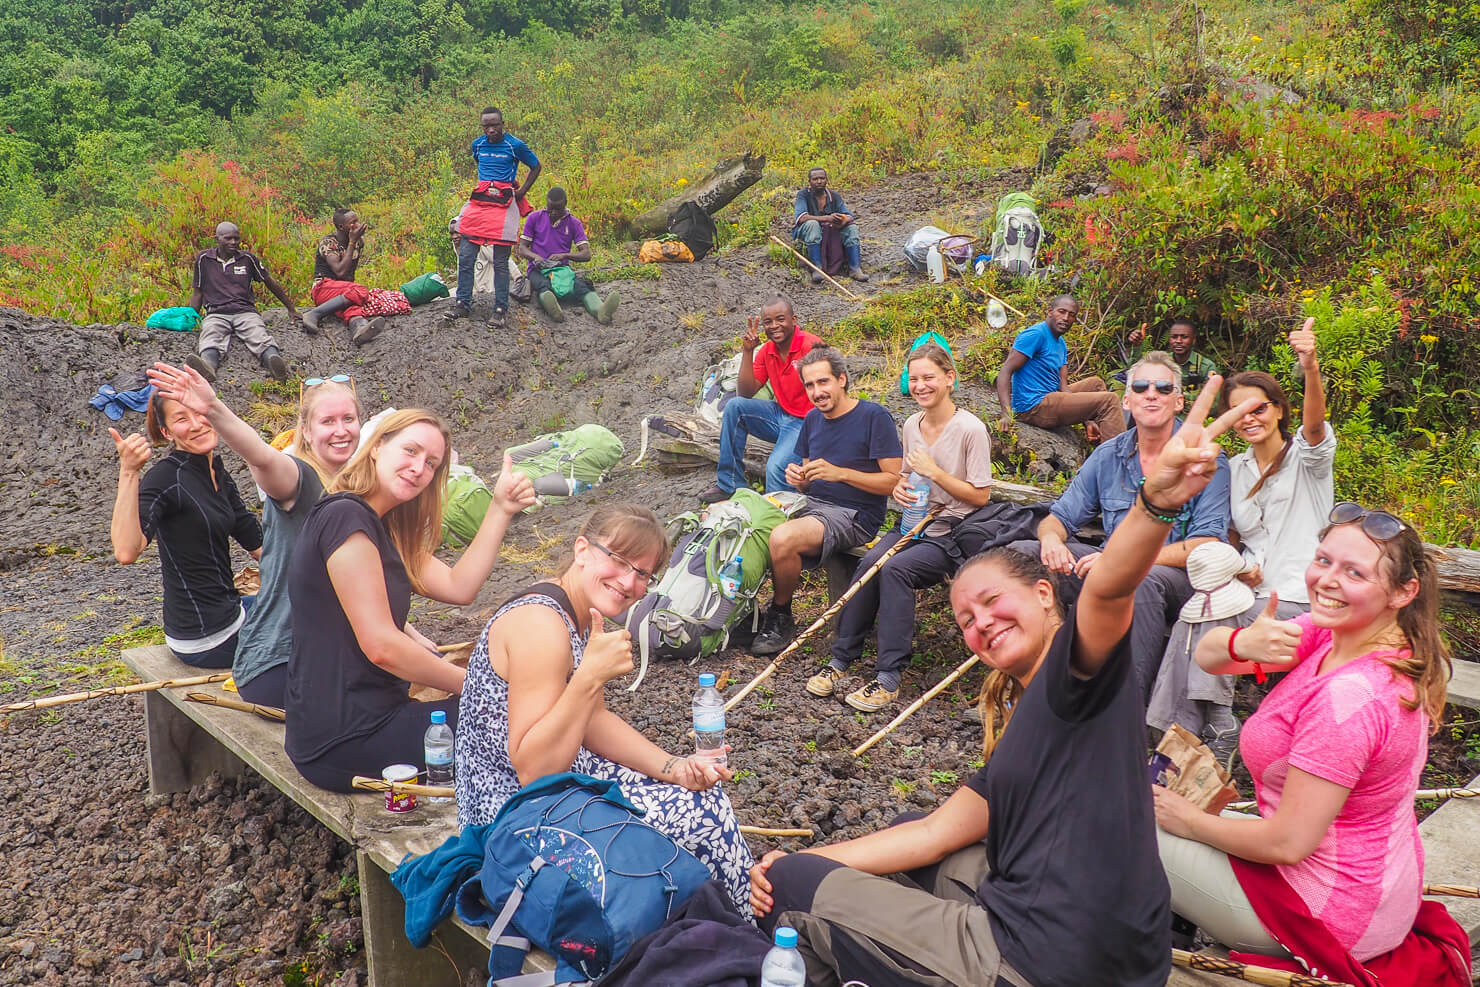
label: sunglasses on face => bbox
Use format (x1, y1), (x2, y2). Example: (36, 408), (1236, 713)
(1129, 379), (1177, 395)
(591, 541), (657, 584)
(1329, 501), (1407, 541)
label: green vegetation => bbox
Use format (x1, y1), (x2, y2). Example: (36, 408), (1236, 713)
(2, 0), (1479, 538)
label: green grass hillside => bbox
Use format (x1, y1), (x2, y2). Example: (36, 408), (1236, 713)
(2, 0), (1478, 542)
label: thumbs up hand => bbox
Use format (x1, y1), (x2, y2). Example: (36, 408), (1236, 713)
(580, 608), (635, 685)
(109, 427), (152, 474)
(1232, 592), (1304, 669)
(492, 452), (537, 516)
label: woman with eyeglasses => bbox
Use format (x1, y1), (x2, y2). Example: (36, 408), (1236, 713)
(1152, 505), (1463, 980)
(147, 364), (386, 706)
(109, 389), (262, 669)
(454, 503), (756, 916)
(1148, 320), (1334, 756)
(282, 409), (536, 791)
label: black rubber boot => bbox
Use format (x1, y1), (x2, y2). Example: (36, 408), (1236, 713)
(301, 294), (350, 334)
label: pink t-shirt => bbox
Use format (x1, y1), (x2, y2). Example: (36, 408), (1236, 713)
(1239, 614), (1427, 961)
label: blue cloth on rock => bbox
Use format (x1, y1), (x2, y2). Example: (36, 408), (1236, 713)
(89, 383), (155, 421)
(388, 823), (493, 948)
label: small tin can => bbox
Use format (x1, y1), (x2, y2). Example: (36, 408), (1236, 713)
(383, 764), (419, 813)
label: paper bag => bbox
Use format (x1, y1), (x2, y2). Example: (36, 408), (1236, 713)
(1150, 723), (1239, 813)
(408, 643), (474, 702)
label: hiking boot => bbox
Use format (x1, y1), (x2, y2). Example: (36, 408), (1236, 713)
(846, 680), (899, 713)
(698, 484), (730, 505)
(538, 290), (566, 322)
(751, 607), (795, 656)
(489, 307), (508, 329)
(848, 266), (870, 282)
(805, 666), (847, 697)
(186, 351), (218, 383)
(263, 350), (289, 382)
(350, 316), (386, 346)
(810, 269), (824, 285)
(444, 302), (471, 322)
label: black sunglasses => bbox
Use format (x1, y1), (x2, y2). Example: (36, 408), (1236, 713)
(1329, 502), (1406, 541)
(1130, 378), (1177, 395)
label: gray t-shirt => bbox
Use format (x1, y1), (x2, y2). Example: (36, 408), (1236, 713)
(233, 457), (325, 687)
(902, 407), (992, 537)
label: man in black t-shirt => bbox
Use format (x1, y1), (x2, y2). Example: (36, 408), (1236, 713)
(185, 221), (299, 382)
(751, 347), (902, 655)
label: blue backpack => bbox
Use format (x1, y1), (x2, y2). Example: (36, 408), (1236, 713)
(455, 773), (710, 985)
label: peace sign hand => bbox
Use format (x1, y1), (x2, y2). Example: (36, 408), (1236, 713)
(1142, 374), (1260, 511)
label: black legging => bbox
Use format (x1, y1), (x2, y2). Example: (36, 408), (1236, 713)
(292, 697), (460, 792)
(236, 663), (288, 709)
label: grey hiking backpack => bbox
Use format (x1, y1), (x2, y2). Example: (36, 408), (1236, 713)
(989, 192), (1044, 277)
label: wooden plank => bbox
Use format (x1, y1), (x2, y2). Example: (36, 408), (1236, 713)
(1447, 659), (1480, 712)
(1420, 773), (1480, 947)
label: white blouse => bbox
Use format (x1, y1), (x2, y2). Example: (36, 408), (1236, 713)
(1228, 422), (1336, 604)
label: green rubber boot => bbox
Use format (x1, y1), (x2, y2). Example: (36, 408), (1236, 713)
(538, 290), (566, 322)
(583, 291), (620, 325)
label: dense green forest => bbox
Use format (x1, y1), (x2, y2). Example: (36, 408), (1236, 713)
(3, 0), (1478, 543)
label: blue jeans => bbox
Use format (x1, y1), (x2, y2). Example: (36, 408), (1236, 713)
(717, 397), (804, 494)
(794, 219), (860, 249)
(457, 239), (510, 310)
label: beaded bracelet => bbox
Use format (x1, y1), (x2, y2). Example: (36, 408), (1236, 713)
(1136, 478), (1180, 524)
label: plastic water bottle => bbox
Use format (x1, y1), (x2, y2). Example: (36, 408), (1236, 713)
(760, 926), (806, 987)
(424, 710), (455, 800)
(564, 477), (592, 496)
(718, 554), (744, 599)
(986, 296), (1008, 328)
(900, 471), (932, 538)
(692, 673), (728, 768)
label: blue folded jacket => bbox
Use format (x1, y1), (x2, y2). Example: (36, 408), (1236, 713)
(388, 823), (492, 948)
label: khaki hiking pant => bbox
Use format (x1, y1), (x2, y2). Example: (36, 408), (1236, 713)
(765, 833), (1031, 987)
(199, 311), (275, 360)
(1157, 819), (1290, 958)
(1017, 376), (1126, 439)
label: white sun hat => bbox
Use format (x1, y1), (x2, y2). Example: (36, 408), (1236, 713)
(1179, 541), (1256, 624)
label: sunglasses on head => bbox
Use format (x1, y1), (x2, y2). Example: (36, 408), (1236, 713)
(1129, 379), (1177, 395)
(1329, 501), (1407, 541)
(298, 373), (355, 402)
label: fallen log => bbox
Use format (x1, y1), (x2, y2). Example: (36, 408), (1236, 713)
(631, 152), (766, 237)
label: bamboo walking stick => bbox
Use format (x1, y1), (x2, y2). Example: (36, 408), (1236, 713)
(436, 641), (474, 654)
(720, 509), (944, 721)
(350, 776), (814, 838)
(0, 673), (230, 714)
(768, 235), (863, 301)
(853, 654), (981, 757)
(1227, 787), (1480, 813)
(1172, 949), (1351, 987)
(1425, 884), (1480, 898)
(185, 692), (285, 721)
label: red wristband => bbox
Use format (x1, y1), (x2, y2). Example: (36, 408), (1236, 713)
(1229, 628), (1267, 683)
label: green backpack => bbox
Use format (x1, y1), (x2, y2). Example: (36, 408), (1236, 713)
(898, 331), (958, 395)
(441, 463), (493, 547)
(507, 424), (625, 512)
(400, 272), (450, 306)
(621, 488), (805, 690)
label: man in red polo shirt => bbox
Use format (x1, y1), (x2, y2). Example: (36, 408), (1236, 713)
(700, 293), (821, 503)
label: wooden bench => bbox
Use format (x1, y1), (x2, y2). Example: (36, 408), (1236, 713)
(119, 644), (554, 986)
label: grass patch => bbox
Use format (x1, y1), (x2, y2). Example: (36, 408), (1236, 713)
(498, 524), (566, 570)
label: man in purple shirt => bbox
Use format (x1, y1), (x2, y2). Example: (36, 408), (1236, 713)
(515, 187), (620, 324)
(185, 221), (298, 382)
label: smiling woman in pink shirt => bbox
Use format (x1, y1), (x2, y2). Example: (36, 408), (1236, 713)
(1152, 504), (1452, 964)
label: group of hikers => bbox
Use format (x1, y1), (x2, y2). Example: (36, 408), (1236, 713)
(111, 108), (1469, 984)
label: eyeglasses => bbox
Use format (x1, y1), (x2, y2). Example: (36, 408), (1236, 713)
(591, 542), (657, 584)
(1329, 501), (1407, 541)
(298, 374), (355, 403)
(1130, 379), (1177, 395)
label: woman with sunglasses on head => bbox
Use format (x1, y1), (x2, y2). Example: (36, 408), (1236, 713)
(455, 504), (756, 916)
(1153, 506), (1466, 983)
(1148, 319), (1333, 755)
(748, 382), (1259, 987)
(147, 364), (392, 707)
(109, 390), (263, 669)
(283, 409), (536, 792)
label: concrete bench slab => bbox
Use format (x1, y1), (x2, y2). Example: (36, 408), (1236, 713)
(120, 644), (553, 986)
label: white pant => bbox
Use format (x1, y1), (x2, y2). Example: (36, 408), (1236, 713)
(1158, 816), (1292, 957)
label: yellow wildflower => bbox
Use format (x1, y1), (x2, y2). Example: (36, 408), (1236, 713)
(1251, 34), (1263, 41)
(1420, 334), (1439, 345)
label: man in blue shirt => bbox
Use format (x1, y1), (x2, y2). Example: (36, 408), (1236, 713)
(447, 106), (542, 329)
(792, 168), (868, 284)
(995, 294), (1123, 441)
(752, 347), (902, 655)
(1008, 351), (1231, 700)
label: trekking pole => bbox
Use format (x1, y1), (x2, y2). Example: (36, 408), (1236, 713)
(184, 692), (285, 722)
(738, 826), (814, 839)
(353, 776), (455, 799)
(1171, 949), (1351, 987)
(768, 235), (863, 301)
(0, 673), (230, 714)
(853, 654), (981, 757)
(718, 509), (944, 722)
(436, 641), (474, 654)
(1226, 787), (1480, 813)
(1425, 884), (1480, 898)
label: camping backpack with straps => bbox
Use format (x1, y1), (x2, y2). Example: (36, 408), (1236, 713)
(442, 462), (493, 547)
(508, 425), (625, 512)
(989, 191), (1044, 277)
(622, 488), (803, 689)
(695, 353), (774, 428)
(668, 201), (717, 261)
(455, 772), (710, 986)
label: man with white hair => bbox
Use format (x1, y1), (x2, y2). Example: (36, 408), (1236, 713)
(185, 221), (299, 382)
